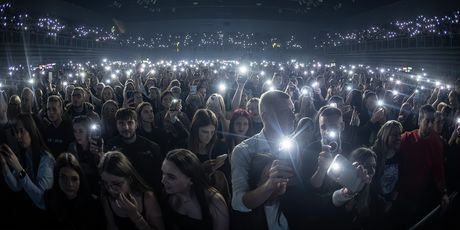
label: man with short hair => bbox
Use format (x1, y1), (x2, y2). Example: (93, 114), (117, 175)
(106, 108), (163, 195)
(63, 87), (99, 121)
(43, 95), (74, 157)
(394, 104), (449, 228)
(231, 90), (296, 230)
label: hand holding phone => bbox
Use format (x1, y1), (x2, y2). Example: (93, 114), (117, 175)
(327, 154), (366, 193)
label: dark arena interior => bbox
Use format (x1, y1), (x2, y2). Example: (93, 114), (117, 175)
(1, 0), (460, 229)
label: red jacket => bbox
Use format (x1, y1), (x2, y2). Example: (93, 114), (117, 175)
(398, 129), (445, 201)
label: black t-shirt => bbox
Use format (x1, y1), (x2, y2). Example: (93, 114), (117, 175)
(44, 120), (74, 157)
(106, 135), (163, 195)
(44, 190), (105, 230)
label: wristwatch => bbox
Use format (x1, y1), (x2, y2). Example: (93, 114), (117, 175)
(17, 170), (26, 179)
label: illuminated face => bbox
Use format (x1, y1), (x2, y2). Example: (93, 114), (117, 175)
(46, 101), (62, 123)
(102, 88), (114, 101)
(161, 160), (192, 195)
(71, 89), (85, 108)
(15, 121), (31, 149)
(59, 167), (80, 200)
(419, 112), (435, 138)
(386, 127), (401, 151)
(101, 172), (130, 198)
(116, 119), (137, 140)
(233, 117), (249, 136)
(140, 105), (154, 123)
(162, 94), (173, 109)
(198, 125), (215, 145)
(73, 123), (89, 146)
(247, 101), (260, 122)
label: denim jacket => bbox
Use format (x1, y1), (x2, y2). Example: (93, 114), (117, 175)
(3, 151), (55, 210)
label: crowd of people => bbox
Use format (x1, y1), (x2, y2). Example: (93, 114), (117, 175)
(0, 3), (303, 51)
(314, 10), (460, 48)
(0, 56), (459, 229)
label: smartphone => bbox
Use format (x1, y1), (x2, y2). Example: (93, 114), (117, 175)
(216, 154), (228, 162)
(169, 99), (181, 112)
(327, 154), (363, 193)
(90, 124), (103, 146)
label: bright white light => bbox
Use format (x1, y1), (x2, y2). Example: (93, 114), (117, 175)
(62, 81), (68, 86)
(218, 83), (226, 92)
(346, 86), (352, 91)
(331, 162), (341, 172)
(389, 77), (394, 81)
(0, 83), (3, 87)
(310, 70), (315, 75)
(105, 79), (111, 84)
(396, 80), (401, 85)
(116, 69), (120, 74)
(102, 58), (107, 63)
(393, 90), (399, 96)
(80, 72), (86, 77)
(301, 87), (310, 95)
(380, 69), (385, 73)
(303, 71), (308, 75)
(421, 86), (425, 90)
(447, 85), (451, 89)
(329, 103), (337, 108)
(91, 124), (97, 130)
(266, 80), (273, 85)
(41, 71), (45, 75)
(279, 137), (293, 152)
(415, 89), (419, 93)
(104, 66), (111, 71)
(435, 81), (440, 86)
(377, 100), (384, 106)
(150, 69), (155, 74)
(213, 70), (218, 74)
(260, 71), (265, 76)
(239, 65), (248, 75)
(311, 81), (319, 88)
(68, 73), (73, 77)
(269, 86), (275, 91)
(28, 78), (34, 84)
(348, 70), (354, 75)
(457, 118), (460, 124)
(140, 68), (145, 73)
(111, 74), (116, 79)
(328, 131), (337, 139)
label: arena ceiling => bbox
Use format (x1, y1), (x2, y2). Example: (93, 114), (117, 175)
(60, 0), (404, 21)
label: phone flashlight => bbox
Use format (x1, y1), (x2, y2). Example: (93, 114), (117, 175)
(311, 81), (319, 88)
(28, 78), (34, 84)
(62, 81), (68, 86)
(238, 65), (248, 75)
(218, 83), (226, 92)
(346, 86), (352, 91)
(322, 130), (339, 154)
(260, 71), (265, 76)
(266, 80), (273, 85)
(392, 90), (398, 96)
(396, 80), (401, 85)
(329, 103), (337, 108)
(377, 100), (384, 106)
(457, 118), (460, 124)
(301, 88), (309, 95)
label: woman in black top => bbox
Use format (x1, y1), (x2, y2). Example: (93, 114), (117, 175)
(44, 152), (105, 230)
(136, 102), (162, 144)
(100, 151), (165, 230)
(161, 149), (229, 230)
(68, 115), (103, 195)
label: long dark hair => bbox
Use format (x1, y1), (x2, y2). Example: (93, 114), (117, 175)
(226, 109), (252, 151)
(46, 153), (91, 221)
(16, 113), (50, 180)
(165, 149), (215, 228)
(135, 102), (154, 130)
(98, 151), (151, 195)
(189, 109), (217, 157)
